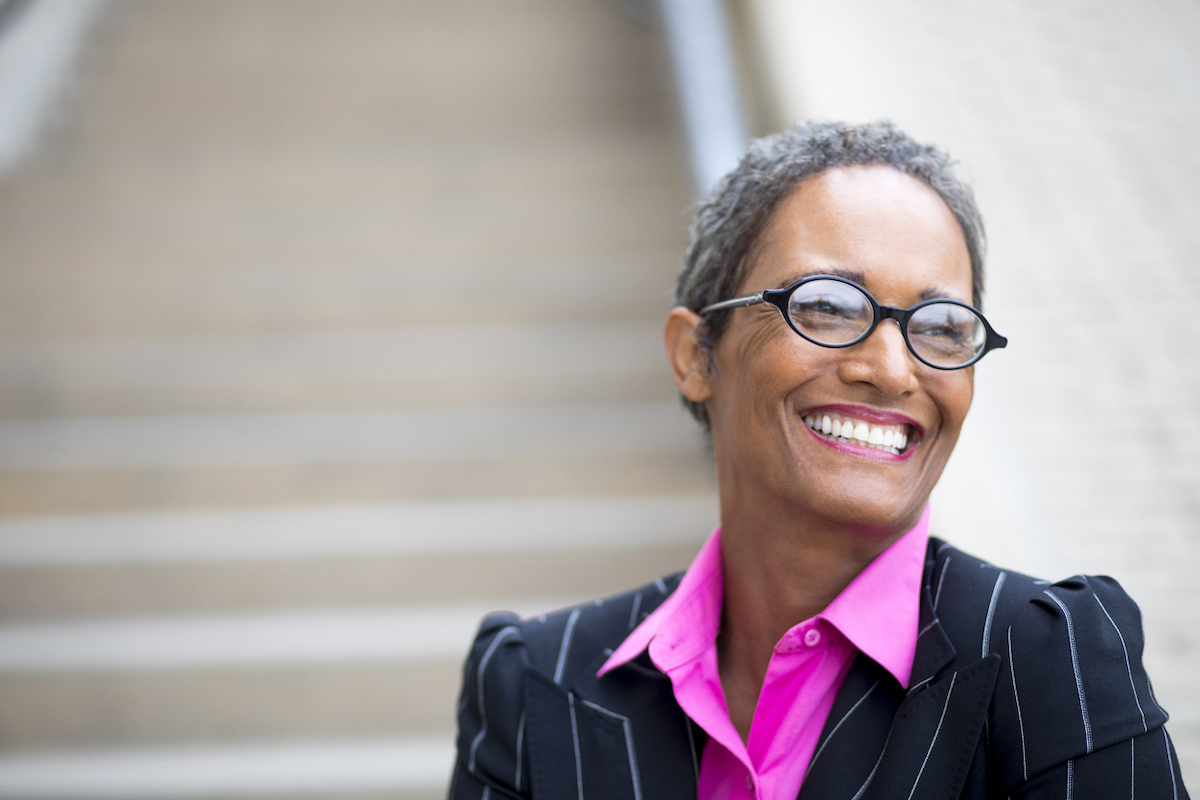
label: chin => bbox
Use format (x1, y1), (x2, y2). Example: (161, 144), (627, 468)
(799, 485), (929, 538)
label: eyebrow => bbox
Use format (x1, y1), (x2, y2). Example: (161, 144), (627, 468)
(773, 270), (967, 304)
(774, 267), (864, 288)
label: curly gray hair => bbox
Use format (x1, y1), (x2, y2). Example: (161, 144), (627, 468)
(674, 120), (987, 431)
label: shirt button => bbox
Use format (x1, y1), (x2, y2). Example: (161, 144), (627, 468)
(745, 774), (754, 791)
(803, 628), (821, 647)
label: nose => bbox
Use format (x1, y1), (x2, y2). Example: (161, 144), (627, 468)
(836, 319), (918, 397)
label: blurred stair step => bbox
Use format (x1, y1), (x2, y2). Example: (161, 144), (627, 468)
(0, 544), (702, 621)
(0, 403), (702, 470)
(0, 601), (571, 672)
(0, 494), (716, 565)
(0, 736), (452, 799)
(0, 322), (673, 417)
(0, 259), (681, 341)
(0, 452), (713, 517)
(0, 663), (461, 749)
(0, 495), (713, 618)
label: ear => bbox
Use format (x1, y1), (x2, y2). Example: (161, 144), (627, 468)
(664, 307), (714, 404)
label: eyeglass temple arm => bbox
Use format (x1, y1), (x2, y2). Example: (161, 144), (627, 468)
(699, 292), (765, 315)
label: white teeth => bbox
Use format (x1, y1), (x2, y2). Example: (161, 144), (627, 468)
(805, 412), (912, 453)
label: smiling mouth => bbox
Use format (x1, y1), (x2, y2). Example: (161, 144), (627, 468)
(802, 412), (916, 456)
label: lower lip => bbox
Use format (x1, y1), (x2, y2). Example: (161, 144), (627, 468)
(804, 423), (916, 462)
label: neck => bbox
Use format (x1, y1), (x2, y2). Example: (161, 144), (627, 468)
(714, 484), (912, 741)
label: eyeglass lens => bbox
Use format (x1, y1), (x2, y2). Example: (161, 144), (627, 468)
(785, 278), (986, 368)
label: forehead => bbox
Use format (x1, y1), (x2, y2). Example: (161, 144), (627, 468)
(744, 166), (973, 303)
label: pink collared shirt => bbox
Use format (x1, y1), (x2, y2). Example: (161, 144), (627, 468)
(598, 506), (930, 800)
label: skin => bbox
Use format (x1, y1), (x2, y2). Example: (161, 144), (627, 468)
(664, 165), (976, 741)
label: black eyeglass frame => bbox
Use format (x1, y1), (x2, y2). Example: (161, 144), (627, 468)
(699, 274), (1008, 370)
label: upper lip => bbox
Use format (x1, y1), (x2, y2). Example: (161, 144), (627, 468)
(798, 403), (926, 438)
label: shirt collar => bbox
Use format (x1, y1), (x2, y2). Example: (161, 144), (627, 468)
(817, 505), (930, 687)
(598, 525), (723, 676)
(598, 505), (930, 687)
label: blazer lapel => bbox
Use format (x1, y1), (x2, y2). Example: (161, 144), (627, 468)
(798, 653), (905, 800)
(802, 549), (1000, 800)
(523, 648), (699, 800)
(908, 573), (956, 691)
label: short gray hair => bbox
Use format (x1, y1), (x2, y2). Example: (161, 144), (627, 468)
(674, 120), (987, 431)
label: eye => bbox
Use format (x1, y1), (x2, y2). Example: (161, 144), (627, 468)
(906, 302), (986, 367)
(786, 279), (874, 345)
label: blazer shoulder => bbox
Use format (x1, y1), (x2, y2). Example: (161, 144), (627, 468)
(931, 543), (1169, 790)
(452, 575), (683, 795)
(999, 572), (1167, 737)
(453, 611), (529, 796)
(999, 573), (1169, 789)
(514, 573), (683, 680)
(925, 539), (1048, 658)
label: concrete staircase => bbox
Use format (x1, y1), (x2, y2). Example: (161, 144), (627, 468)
(0, 1), (713, 796)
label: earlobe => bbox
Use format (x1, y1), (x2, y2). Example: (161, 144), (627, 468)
(664, 307), (714, 403)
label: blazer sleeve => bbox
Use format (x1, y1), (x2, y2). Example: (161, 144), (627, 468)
(991, 574), (1190, 798)
(450, 612), (532, 800)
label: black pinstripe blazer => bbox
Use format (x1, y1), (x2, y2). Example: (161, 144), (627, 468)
(450, 539), (1189, 799)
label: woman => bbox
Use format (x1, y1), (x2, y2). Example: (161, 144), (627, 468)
(448, 122), (1188, 799)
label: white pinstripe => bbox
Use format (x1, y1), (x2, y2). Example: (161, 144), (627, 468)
(1136, 604), (1166, 716)
(934, 556), (952, 610)
(906, 674), (934, 698)
(907, 673), (957, 800)
(582, 700), (644, 800)
(468, 626), (520, 774)
(982, 572), (1006, 657)
(850, 722), (896, 800)
(1043, 590), (1093, 753)
(567, 693), (584, 800)
(654, 577), (667, 594)
(457, 656), (474, 715)
(805, 680), (881, 780)
(1164, 727), (1179, 800)
(628, 593), (643, 630)
(1067, 759), (1074, 800)
(555, 608), (582, 685)
(685, 718), (699, 784)
(481, 786), (491, 800)
(1130, 737), (1136, 800)
(1094, 593), (1148, 732)
(514, 712), (526, 792)
(1007, 626), (1028, 781)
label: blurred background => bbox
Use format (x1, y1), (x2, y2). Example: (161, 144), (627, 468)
(0, 0), (1195, 796)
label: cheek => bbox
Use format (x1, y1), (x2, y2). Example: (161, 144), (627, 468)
(715, 322), (798, 393)
(933, 372), (974, 432)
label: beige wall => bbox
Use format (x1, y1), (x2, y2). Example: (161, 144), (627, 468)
(741, 0), (1200, 782)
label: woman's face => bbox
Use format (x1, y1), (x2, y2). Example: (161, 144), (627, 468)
(700, 165), (975, 535)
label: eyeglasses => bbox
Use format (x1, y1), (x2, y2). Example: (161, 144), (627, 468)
(699, 275), (1008, 369)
